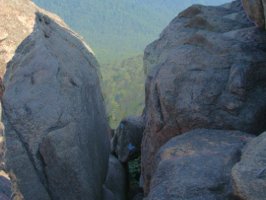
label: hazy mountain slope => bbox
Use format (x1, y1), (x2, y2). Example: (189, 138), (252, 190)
(101, 55), (145, 128)
(31, 0), (232, 62)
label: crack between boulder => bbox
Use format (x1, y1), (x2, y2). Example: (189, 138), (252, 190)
(2, 110), (53, 199)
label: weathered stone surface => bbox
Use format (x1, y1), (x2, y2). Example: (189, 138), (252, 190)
(1, 1), (109, 199)
(102, 185), (116, 200)
(129, 187), (144, 200)
(112, 115), (145, 163)
(133, 193), (144, 200)
(142, 0), (266, 195)
(147, 129), (254, 200)
(104, 154), (128, 200)
(241, 0), (266, 29)
(232, 131), (266, 200)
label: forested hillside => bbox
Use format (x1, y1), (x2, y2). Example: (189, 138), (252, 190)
(31, 0), (232, 62)
(32, 0), (232, 128)
(101, 55), (145, 128)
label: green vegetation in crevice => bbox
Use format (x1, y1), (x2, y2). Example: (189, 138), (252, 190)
(128, 157), (141, 188)
(101, 55), (145, 129)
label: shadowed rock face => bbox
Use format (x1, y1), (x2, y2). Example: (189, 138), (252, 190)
(142, 0), (266, 195)
(104, 154), (128, 200)
(112, 115), (145, 163)
(147, 129), (254, 200)
(241, 0), (266, 29)
(232, 131), (266, 200)
(1, 1), (109, 199)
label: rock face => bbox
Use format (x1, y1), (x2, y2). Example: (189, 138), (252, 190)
(104, 154), (128, 200)
(112, 115), (145, 163)
(1, 1), (109, 199)
(232, 131), (266, 199)
(147, 129), (254, 200)
(142, 0), (266, 195)
(241, 0), (266, 29)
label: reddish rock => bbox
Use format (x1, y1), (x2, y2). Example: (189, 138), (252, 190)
(142, 0), (266, 195)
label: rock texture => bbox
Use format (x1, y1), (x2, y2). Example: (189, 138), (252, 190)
(142, 0), (266, 195)
(232, 131), (266, 199)
(128, 187), (144, 200)
(1, 1), (109, 199)
(112, 115), (145, 163)
(0, 175), (12, 200)
(147, 129), (254, 200)
(104, 154), (128, 200)
(241, 0), (266, 29)
(102, 185), (116, 200)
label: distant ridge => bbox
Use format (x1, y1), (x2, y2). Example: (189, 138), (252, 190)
(31, 0), (232, 62)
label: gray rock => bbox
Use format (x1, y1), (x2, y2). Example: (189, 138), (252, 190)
(128, 187), (144, 200)
(104, 154), (128, 200)
(142, 0), (266, 195)
(102, 185), (116, 200)
(112, 115), (145, 163)
(147, 129), (254, 200)
(1, 1), (109, 199)
(232, 131), (266, 199)
(241, 0), (266, 29)
(139, 174), (143, 187)
(133, 193), (144, 200)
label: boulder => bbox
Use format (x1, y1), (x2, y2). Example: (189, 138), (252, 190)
(142, 0), (266, 195)
(1, 1), (109, 199)
(102, 185), (116, 200)
(147, 129), (254, 200)
(241, 0), (266, 29)
(104, 154), (128, 200)
(133, 193), (144, 200)
(232, 131), (266, 199)
(112, 115), (145, 163)
(128, 187), (144, 200)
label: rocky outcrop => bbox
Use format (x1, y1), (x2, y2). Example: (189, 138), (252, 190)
(112, 115), (145, 163)
(232, 131), (266, 199)
(1, 1), (109, 199)
(147, 129), (254, 200)
(104, 154), (128, 200)
(241, 0), (266, 29)
(142, 0), (266, 195)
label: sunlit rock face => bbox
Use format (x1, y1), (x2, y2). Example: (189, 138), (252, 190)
(142, 0), (266, 195)
(1, 1), (109, 199)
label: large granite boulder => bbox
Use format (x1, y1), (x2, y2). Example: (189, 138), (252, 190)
(232, 131), (266, 199)
(147, 129), (254, 200)
(104, 154), (128, 200)
(112, 115), (145, 163)
(241, 0), (266, 29)
(142, 0), (266, 195)
(1, 1), (109, 199)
